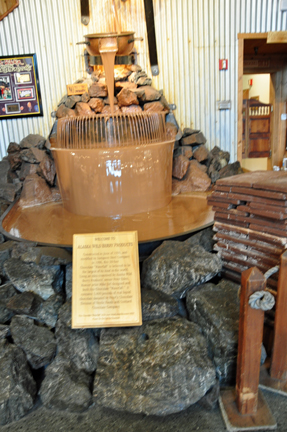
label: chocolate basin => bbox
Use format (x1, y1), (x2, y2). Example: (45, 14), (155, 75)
(51, 141), (175, 217)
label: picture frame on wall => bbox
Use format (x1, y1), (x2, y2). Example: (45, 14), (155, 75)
(0, 53), (43, 120)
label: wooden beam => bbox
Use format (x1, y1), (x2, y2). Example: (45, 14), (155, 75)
(238, 33), (268, 40)
(270, 251), (287, 380)
(236, 267), (265, 415)
(267, 31), (287, 44)
(237, 37), (244, 162)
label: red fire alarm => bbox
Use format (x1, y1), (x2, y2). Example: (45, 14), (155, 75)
(248, 79), (253, 86)
(219, 59), (228, 70)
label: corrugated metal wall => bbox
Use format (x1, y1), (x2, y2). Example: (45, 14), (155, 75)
(0, 0), (286, 160)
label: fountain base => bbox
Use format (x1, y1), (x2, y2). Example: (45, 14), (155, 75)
(1, 193), (214, 249)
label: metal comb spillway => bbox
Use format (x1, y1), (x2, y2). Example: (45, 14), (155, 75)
(54, 112), (168, 150)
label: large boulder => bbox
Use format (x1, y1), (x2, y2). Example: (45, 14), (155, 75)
(186, 279), (240, 385)
(94, 317), (216, 415)
(141, 240), (222, 299)
(0, 340), (36, 425)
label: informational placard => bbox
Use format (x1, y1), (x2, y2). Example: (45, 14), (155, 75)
(67, 83), (88, 96)
(72, 231), (142, 328)
(0, 54), (43, 119)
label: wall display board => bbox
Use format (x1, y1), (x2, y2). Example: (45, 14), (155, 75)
(72, 231), (142, 328)
(0, 54), (43, 119)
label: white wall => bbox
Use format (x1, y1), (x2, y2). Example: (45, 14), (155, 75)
(0, 0), (286, 160)
(243, 74), (270, 104)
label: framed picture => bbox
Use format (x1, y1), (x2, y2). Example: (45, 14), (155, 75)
(0, 54), (43, 119)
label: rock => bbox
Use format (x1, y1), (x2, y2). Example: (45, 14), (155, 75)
(174, 163), (211, 193)
(21, 246), (72, 266)
(193, 145), (210, 162)
(18, 162), (38, 180)
(57, 94), (68, 106)
(7, 142), (20, 154)
(55, 301), (99, 373)
(65, 95), (81, 109)
(0, 340), (36, 425)
(37, 153), (56, 185)
(172, 178), (183, 196)
(75, 102), (94, 116)
(166, 122), (178, 141)
(6, 291), (42, 317)
(65, 263), (72, 300)
(159, 94), (171, 111)
(141, 242), (222, 299)
(10, 241), (37, 260)
(137, 76), (152, 86)
(0, 199), (9, 217)
(185, 227), (215, 252)
(0, 241), (17, 270)
(88, 82), (108, 98)
(0, 325), (10, 339)
(88, 97), (105, 113)
(40, 355), (93, 412)
(8, 152), (22, 171)
(19, 174), (54, 208)
(38, 293), (64, 328)
(218, 161), (243, 180)
(0, 283), (17, 324)
(128, 71), (148, 83)
(91, 71), (100, 81)
(127, 64), (142, 72)
(133, 85), (161, 103)
(4, 258), (62, 300)
(0, 160), (10, 183)
(56, 104), (76, 118)
(117, 88), (139, 107)
(115, 81), (137, 92)
(174, 145), (193, 159)
(20, 147), (46, 164)
(0, 183), (18, 202)
(94, 317), (216, 415)
(121, 105), (142, 114)
(186, 279), (240, 385)
(81, 92), (90, 103)
(182, 128), (200, 137)
(172, 154), (190, 180)
(143, 101), (166, 112)
(0, 302), (14, 324)
(10, 315), (57, 369)
(114, 66), (132, 81)
(189, 159), (208, 173)
(198, 380), (220, 410)
(19, 134), (46, 149)
(181, 132), (206, 146)
(101, 104), (121, 115)
(141, 288), (179, 321)
(103, 96), (117, 105)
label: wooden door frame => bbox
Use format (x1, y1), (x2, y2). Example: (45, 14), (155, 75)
(237, 32), (287, 168)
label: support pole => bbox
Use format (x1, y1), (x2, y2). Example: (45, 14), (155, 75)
(236, 267), (266, 414)
(270, 250), (287, 380)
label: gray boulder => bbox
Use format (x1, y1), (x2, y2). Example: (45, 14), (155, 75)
(10, 315), (57, 369)
(4, 258), (63, 300)
(0, 340), (36, 425)
(0, 325), (10, 339)
(55, 301), (99, 373)
(141, 288), (179, 321)
(38, 293), (64, 328)
(19, 134), (46, 149)
(94, 317), (216, 416)
(0, 283), (17, 324)
(39, 355), (93, 412)
(141, 241), (222, 299)
(186, 279), (240, 385)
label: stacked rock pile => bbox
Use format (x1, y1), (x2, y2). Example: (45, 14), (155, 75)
(208, 170), (287, 292)
(0, 225), (250, 425)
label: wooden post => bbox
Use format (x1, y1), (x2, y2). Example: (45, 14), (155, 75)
(236, 267), (266, 415)
(270, 250), (287, 380)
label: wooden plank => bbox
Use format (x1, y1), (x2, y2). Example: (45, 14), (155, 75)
(270, 251), (287, 380)
(267, 31), (287, 44)
(0, 0), (18, 21)
(236, 267), (266, 414)
(72, 231), (142, 328)
(238, 33), (268, 39)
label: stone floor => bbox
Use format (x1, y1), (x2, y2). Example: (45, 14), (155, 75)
(0, 389), (286, 432)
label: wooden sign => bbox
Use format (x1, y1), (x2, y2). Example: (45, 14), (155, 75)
(67, 83), (88, 96)
(72, 231), (142, 328)
(267, 31), (287, 44)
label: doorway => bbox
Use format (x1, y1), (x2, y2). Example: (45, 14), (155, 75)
(237, 32), (287, 170)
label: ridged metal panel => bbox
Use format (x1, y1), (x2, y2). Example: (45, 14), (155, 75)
(0, 0), (286, 160)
